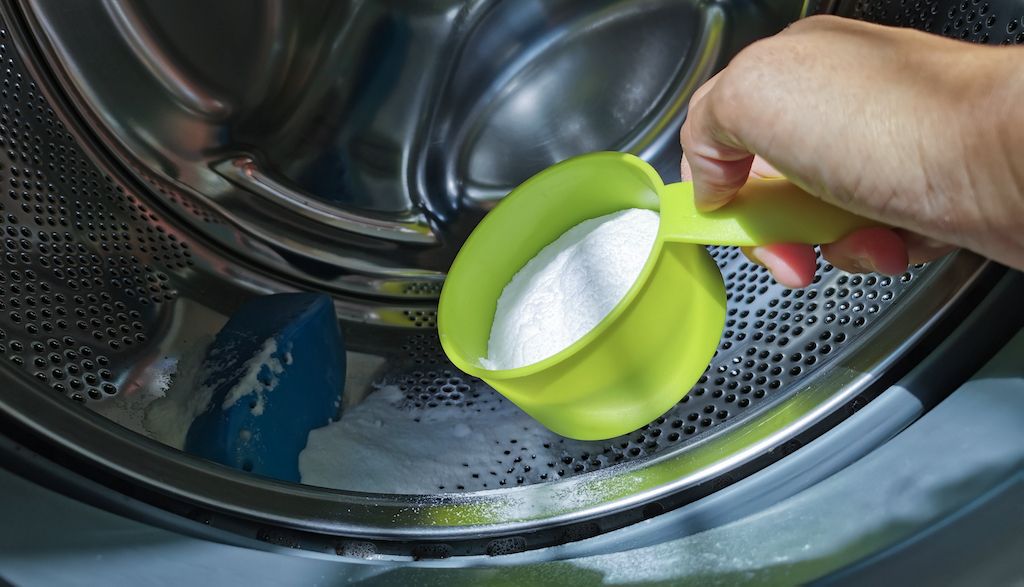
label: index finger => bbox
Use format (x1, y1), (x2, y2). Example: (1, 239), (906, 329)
(679, 72), (756, 211)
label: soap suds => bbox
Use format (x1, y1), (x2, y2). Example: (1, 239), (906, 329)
(299, 385), (603, 494)
(143, 337), (287, 448)
(142, 343), (371, 450)
(220, 338), (286, 417)
(483, 208), (659, 370)
(87, 355), (181, 437)
(143, 335), (215, 449)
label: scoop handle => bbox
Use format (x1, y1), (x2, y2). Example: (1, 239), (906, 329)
(660, 179), (879, 247)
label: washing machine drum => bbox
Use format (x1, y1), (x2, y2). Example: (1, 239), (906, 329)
(0, 0), (1010, 560)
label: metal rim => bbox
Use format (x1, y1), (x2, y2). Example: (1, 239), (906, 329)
(0, 252), (991, 544)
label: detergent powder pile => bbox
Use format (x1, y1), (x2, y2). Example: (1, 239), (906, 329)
(298, 383), (610, 493)
(482, 208), (660, 370)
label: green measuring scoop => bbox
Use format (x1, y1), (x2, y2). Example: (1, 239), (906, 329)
(438, 151), (875, 440)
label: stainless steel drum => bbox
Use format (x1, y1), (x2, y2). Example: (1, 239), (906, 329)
(0, 0), (1020, 560)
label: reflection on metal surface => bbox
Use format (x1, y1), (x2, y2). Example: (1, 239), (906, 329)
(4, 0), (999, 558)
(21, 0), (795, 300)
(214, 156), (436, 244)
(101, 0), (230, 119)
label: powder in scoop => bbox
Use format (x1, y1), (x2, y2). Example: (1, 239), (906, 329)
(482, 208), (660, 370)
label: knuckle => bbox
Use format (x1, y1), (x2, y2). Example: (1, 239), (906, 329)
(706, 69), (749, 131)
(678, 119), (691, 147)
(727, 39), (767, 72)
(721, 38), (778, 91)
(785, 14), (841, 33)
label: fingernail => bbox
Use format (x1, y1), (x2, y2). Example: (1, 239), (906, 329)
(747, 246), (767, 267)
(750, 246), (803, 288)
(852, 256), (876, 273)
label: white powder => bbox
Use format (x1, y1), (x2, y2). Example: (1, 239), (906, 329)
(143, 335), (215, 449)
(483, 208), (660, 370)
(86, 355), (180, 437)
(298, 384), (605, 494)
(143, 336), (286, 448)
(220, 338), (286, 417)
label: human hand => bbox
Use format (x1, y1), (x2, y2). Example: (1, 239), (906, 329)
(680, 15), (1024, 287)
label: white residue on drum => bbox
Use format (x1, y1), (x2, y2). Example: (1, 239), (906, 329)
(298, 385), (607, 494)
